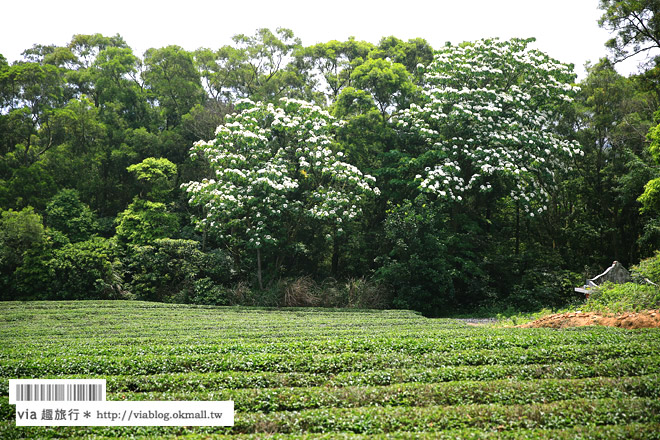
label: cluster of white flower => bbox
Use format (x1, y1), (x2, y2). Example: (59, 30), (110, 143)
(182, 98), (379, 248)
(398, 38), (582, 215)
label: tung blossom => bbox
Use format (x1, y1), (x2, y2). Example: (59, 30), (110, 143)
(182, 98), (380, 248)
(398, 37), (582, 215)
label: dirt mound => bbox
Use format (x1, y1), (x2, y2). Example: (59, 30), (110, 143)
(520, 309), (660, 329)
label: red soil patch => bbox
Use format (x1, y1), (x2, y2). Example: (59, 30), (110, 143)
(520, 309), (660, 329)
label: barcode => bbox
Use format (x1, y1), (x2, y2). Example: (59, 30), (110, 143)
(14, 384), (103, 401)
(9, 380), (106, 403)
(15, 384), (64, 401)
(67, 384), (103, 401)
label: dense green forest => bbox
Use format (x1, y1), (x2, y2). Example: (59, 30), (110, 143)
(3, 2), (660, 316)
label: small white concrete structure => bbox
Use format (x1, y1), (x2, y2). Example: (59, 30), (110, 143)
(575, 261), (631, 298)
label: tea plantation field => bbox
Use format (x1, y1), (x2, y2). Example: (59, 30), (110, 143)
(1, 301), (659, 439)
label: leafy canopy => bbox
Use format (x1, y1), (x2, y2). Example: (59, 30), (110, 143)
(598, 0), (660, 64)
(182, 98), (380, 250)
(398, 38), (582, 215)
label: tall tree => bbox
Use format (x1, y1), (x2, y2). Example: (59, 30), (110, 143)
(183, 98), (379, 288)
(0, 62), (64, 164)
(561, 59), (656, 267)
(66, 33), (129, 103)
(599, 0), (660, 65)
(301, 38), (375, 103)
(143, 45), (204, 129)
(196, 28), (308, 103)
(401, 38), (581, 214)
(349, 58), (416, 122)
(380, 38), (583, 311)
(372, 36), (434, 82)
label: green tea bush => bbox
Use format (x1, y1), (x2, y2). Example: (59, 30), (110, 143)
(1, 302), (660, 437)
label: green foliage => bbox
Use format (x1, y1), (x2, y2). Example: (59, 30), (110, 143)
(1, 302), (660, 437)
(349, 58), (415, 120)
(115, 199), (179, 245)
(504, 266), (584, 312)
(126, 157), (177, 201)
(92, 46), (143, 112)
(0, 161), (58, 211)
(0, 207), (48, 299)
(376, 198), (456, 315)
(639, 177), (660, 213)
(49, 237), (125, 300)
(648, 113), (660, 162)
(45, 188), (96, 242)
(3, 29), (660, 315)
(373, 36), (434, 80)
(332, 87), (377, 118)
(585, 282), (660, 313)
(12, 244), (55, 300)
(0, 207), (46, 267)
(598, 0), (660, 65)
(143, 45), (205, 128)
(633, 250), (660, 283)
(635, 92), (660, 216)
(51, 96), (105, 155)
(569, 59), (656, 267)
(125, 238), (232, 303)
(301, 37), (375, 101)
(195, 28), (310, 104)
(582, 251), (660, 313)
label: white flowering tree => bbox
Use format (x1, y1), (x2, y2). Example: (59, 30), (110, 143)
(182, 98), (379, 288)
(398, 38), (583, 216)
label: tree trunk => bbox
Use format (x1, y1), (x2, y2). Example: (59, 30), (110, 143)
(257, 248), (263, 290)
(331, 234), (339, 277)
(201, 222), (207, 252)
(275, 254), (283, 278)
(515, 200), (520, 256)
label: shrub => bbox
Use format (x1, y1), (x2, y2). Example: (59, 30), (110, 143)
(50, 237), (126, 300)
(227, 281), (252, 306)
(187, 277), (230, 306)
(581, 251), (660, 313)
(585, 282), (660, 313)
(282, 276), (319, 307)
(632, 250), (660, 284)
(0, 207), (48, 299)
(0, 207), (46, 269)
(344, 277), (391, 309)
(375, 198), (457, 316)
(505, 268), (584, 312)
(45, 189), (96, 242)
(115, 199), (179, 246)
(125, 238), (232, 303)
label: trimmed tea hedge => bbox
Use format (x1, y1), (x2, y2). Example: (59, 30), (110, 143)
(1, 301), (659, 439)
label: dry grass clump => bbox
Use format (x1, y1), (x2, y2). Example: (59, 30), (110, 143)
(282, 276), (319, 307)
